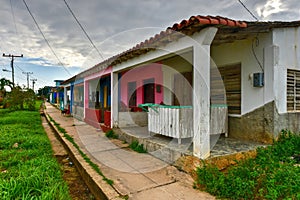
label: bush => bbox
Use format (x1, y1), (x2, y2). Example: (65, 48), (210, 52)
(196, 130), (300, 200)
(4, 86), (36, 111)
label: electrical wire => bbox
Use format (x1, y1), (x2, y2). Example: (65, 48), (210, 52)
(22, 0), (72, 76)
(10, 0), (18, 37)
(238, 0), (259, 21)
(63, 0), (105, 61)
(14, 64), (48, 86)
(251, 36), (264, 72)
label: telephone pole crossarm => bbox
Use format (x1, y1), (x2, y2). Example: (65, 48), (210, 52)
(2, 53), (23, 87)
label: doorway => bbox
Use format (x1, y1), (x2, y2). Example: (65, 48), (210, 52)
(143, 78), (155, 103)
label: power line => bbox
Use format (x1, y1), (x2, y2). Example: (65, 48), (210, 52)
(63, 0), (105, 60)
(10, 0), (18, 37)
(22, 0), (72, 76)
(238, 0), (259, 21)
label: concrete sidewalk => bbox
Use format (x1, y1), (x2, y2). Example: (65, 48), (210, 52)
(44, 102), (214, 200)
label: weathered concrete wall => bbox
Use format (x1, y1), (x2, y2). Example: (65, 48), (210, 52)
(118, 112), (148, 127)
(274, 109), (300, 137)
(229, 101), (300, 143)
(228, 101), (275, 143)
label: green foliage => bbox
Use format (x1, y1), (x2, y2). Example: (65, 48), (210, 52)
(129, 140), (147, 153)
(105, 129), (118, 139)
(0, 109), (71, 199)
(48, 114), (114, 185)
(0, 78), (13, 91)
(196, 130), (300, 200)
(4, 86), (36, 111)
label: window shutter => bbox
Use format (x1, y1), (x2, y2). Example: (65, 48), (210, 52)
(287, 69), (300, 111)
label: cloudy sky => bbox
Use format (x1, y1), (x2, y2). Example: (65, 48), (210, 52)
(0, 0), (299, 90)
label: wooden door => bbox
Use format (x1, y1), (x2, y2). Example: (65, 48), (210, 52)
(143, 78), (155, 103)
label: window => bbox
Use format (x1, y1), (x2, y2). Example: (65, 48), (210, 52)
(74, 85), (84, 107)
(211, 63), (241, 115)
(287, 69), (300, 112)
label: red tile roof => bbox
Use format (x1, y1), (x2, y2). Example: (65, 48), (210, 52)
(77, 15), (247, 78)
(170, 15), (247, 30)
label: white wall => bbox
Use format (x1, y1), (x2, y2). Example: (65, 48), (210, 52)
(211, 33), (273, 115)
(273, 27), (300, 113)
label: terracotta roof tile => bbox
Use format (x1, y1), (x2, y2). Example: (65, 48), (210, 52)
(77, 15), (247, 78)
(170, 15), (247, 31)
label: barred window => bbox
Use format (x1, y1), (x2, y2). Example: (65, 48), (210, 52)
(287, 69), (300, 112)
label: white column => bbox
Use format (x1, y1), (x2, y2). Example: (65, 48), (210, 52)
(63, 86), (67, 108)
(193, 27), (217, 159)
(111, 72), (119, 127)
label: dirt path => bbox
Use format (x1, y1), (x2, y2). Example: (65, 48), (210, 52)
(41, 115), (95, 200)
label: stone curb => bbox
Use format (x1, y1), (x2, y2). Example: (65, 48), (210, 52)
(43, 110), (122, 200)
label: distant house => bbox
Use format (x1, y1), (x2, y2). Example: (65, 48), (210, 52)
(49, 80), (65, 107)
(60, 15), (300, 159)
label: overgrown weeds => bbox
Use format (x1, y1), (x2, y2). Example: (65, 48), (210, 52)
(105, 129), (118, 139)
(129, 140), (147, 153)
(196, 130), (300, 200)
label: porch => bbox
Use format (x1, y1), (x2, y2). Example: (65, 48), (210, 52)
(115, 126), (267, 164)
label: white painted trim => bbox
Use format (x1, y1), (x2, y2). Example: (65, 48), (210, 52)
(113, 31), (211, 73)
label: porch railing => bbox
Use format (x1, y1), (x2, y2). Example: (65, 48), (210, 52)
(139, 104), (228, 144)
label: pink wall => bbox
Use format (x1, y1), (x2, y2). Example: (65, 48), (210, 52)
(120, 63), (164, 107)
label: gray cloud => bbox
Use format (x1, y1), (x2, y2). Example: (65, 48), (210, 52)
(0, 0), (299, 89)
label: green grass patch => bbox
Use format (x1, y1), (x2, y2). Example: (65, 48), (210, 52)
(48, 114), (114, 186)
(0, 109), (71, 200)
(196, 130), (300, 200)
(129, 140), (147, 153)
(105, 129), (118, 139)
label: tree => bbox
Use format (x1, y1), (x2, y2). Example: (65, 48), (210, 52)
(0, 78), (13, 90)
(5, 86), (36, 111)
(0, 78), (13, 106)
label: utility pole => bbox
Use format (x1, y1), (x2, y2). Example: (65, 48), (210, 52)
(23, 72), (33, 89)
(2, 53), (23, 87)
(31, 79), (37, 91)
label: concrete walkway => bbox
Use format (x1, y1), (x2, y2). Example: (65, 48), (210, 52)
(44, 102), (215, 200)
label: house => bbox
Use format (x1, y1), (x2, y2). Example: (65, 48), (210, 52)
(60, 15), (300, 159)
(49, 80), (65, 107)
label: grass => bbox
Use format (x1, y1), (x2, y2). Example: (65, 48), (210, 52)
(47, 115), (114, 186)
(0, 105), (71, 199)
(129, 140), (147, 153)
(196, 130), (300, 200)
